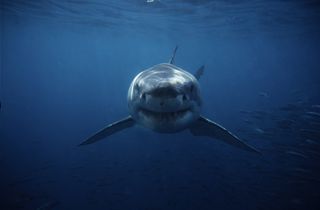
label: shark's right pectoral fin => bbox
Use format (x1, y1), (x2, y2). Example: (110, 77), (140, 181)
(189, 116), (260, 154)
(79, 116), (135, 146)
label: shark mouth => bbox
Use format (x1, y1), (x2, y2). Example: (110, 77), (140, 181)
(139, 107), (190, 121)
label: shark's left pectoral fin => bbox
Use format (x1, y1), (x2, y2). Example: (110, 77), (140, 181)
(79, 116), (135, 146)
(189, 116), (260, 153)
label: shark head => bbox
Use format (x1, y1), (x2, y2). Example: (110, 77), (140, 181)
(128, 63), (201, 132)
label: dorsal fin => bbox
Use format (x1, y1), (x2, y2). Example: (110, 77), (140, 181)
(194, 65), (205, 80)
(169, 46), (178, 64)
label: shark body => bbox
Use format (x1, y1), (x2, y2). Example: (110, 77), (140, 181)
(79, 46), (259, 153)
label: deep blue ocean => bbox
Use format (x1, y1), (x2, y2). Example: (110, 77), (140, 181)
(1, 1), (320, 210)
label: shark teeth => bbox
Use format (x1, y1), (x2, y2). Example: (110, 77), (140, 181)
(139, 108), (189, 121)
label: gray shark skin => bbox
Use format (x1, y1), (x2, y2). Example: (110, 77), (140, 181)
(79, 47), (260, 153)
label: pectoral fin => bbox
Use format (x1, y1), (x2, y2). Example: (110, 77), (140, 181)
(189, 116), (260, 153)
(79, 116), (135, 146)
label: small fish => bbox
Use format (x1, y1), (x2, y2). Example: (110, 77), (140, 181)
(305, 111), (320, 118)
(286, 150), (307, 159)
(305, 139), (318, 145)
(312, 104), (320, 109)
(255, 128), (265, 134)
(243, 119), (253, 124)
(292, 168), (311, 174)
(259, 92), (269, 97)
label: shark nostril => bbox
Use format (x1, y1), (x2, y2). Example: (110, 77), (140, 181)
(160, 101), (164, 106)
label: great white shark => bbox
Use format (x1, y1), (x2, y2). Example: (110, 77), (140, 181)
(79, 46), (259, 153)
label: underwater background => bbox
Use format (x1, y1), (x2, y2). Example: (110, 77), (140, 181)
(1, 0), (320, 209)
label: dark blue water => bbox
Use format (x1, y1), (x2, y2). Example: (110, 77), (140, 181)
(1, 1), (320, 209)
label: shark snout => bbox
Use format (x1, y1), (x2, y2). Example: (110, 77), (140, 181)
(148, 84), (179, 98)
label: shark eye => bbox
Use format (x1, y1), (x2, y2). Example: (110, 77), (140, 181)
(183, 94), (187, 101)
(141, 93), (146, 100)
